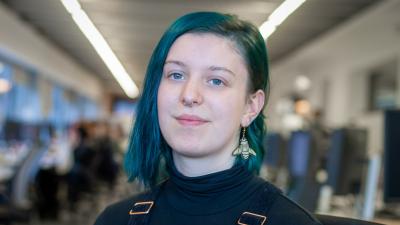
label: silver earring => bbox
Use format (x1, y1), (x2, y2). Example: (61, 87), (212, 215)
(232, 127), (256, 160)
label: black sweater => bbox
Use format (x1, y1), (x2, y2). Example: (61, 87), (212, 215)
(94, 164), (321, 225)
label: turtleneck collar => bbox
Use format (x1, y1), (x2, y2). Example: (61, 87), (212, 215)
(162, 162), (260, 215)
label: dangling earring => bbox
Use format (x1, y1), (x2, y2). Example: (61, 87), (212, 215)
(232, 127), (256, 160)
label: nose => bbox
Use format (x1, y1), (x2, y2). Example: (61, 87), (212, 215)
(180, 78), (203, 107)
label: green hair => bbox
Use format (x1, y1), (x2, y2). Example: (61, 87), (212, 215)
(124, 11), (269, 187)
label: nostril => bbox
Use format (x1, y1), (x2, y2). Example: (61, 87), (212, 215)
(180, 82), (202, 106)
(182, 98), (194, 107)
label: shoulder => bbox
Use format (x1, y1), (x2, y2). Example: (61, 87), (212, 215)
(93, 189), (156, 225)
(254, 179), (321, 225)
(267, 192), (322, 225)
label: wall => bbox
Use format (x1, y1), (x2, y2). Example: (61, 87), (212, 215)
(267, 0), (400, 154)
(0, 2), (103, 101)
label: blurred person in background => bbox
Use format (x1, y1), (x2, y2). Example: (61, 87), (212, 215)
(109, 122), (127, 162)
(92, 121), (119, 190)
(35, 125), (73, 220)
(67, 122), (96, 210)
(94, 12), (321, 225)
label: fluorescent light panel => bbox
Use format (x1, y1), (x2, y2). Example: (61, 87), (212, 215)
(61, 0), (139, 98)
(62, 0), (305, 96)
(260, 0), (306, 40)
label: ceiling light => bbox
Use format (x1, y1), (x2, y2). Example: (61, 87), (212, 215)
(259, 22), (276, 40)
(295, 75), (311, 91)
(60, 0), (139, 98)
(259, 0), (306, 40)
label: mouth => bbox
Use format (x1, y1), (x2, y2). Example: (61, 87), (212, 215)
(175, 114), (210, 126)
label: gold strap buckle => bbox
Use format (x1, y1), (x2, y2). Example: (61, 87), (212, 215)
(129, 201), (154, 215)
(237, 211), (267, 225)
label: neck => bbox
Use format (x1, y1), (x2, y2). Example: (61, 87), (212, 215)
(172, 151), (235, 177)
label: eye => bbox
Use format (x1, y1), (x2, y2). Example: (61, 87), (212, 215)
(208, 78), (224, 86)
(168, 72), (184, 80)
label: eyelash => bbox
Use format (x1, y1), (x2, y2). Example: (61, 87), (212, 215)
(166, 72), (227, 87)
(167, 72), (184, 80)
(207, 78), (225, 86)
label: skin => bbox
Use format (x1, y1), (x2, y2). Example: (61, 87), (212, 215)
(157, 33), (265, 177)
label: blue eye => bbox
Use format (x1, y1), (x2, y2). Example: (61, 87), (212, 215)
(209, 78), (224, 86)
(168, 72), (184, 80)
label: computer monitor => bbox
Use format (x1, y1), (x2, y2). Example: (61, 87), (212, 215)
(326, 128), (368, 195)
(20, 123), (39, 142)
(263, 132), (285, 169)
(2, 120), (40, 143)
(286, 130), (322, 211)
(383, 110), (400, 203)
(287, 131), (311, 178)
(3, 120), (21, 142)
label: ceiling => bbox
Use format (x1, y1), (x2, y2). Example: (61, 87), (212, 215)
(1, 0), (381, 96)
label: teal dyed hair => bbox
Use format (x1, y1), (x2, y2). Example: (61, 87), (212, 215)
(124, 12), (269, 186)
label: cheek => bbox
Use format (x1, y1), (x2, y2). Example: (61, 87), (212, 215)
(158, 80), (173, 106)
(210, 92), (246, 125)
(157, 81), (180, 134)
(157, 82), (170, 124)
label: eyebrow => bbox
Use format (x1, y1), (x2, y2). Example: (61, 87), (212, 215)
(164, 60), (187, 68)
(209, 66), (236, 77)
(164, 60), (236, 77)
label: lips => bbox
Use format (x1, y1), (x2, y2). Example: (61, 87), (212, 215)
(175, 114), (209, 126)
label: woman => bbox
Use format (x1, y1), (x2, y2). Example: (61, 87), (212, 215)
(94, 12), (321, 225)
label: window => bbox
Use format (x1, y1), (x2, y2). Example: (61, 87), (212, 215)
(369, 59), (398, 111)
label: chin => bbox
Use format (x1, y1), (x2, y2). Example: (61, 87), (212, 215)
(171, 143), (211, 158)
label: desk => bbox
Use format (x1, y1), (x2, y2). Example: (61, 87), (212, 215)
(0, 166), (13, 199)
(374, 218), (400, 225)
(0, 166), (13, 182)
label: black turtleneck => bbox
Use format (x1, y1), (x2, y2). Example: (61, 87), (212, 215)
(94, 164), (321, 225)
(147, 163), (265, 224)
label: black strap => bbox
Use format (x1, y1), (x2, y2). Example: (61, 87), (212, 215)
(127, 182), (165, 225)
(127, 180), (281, 225)
(237, 182), (281, 225)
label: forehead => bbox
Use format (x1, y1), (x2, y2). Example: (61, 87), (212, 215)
(172, 32), (242, 53)
(165, 33), (247, 72)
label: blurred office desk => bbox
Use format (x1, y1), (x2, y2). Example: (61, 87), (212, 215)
(0, 144), (31, 182)
(373, 218), (400, 225)
(0, 152), (18, 183)
(316, 214), (398, 225)
(0, 167), (13, 182)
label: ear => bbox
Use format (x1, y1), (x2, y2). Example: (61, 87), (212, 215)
(241, 90), (265, 127)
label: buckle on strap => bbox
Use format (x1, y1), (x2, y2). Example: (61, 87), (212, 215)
(237, 212), (267, 225)
(129, 201), (154, 215)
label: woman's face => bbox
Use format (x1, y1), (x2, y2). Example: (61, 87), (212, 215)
(157, 33), (263, 167)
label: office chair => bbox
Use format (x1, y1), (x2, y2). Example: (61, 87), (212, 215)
(316, 214), (385, 225)
(0, 145), (46, 224)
